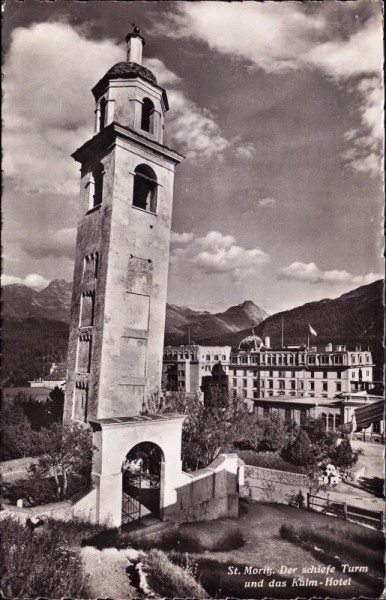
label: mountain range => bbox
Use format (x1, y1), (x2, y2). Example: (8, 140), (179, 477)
(2, 278), (383, 385)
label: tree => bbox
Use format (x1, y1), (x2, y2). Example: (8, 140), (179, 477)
(1, 401), (34, 460)
(157, 390), (249, 470)
(28, 421), (95, 500)
(333, 439), (359, 473)
(282, 429), (315, 467)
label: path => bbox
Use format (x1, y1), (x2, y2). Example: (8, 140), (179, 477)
(321, 440), (384, 510)
(81, 546), (139, 599)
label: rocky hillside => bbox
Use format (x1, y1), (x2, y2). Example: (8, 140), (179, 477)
(164, 300), (269, 344)
(2, 279), (73, 323)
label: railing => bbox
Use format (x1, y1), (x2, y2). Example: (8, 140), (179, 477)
(307, 493), (384, 530)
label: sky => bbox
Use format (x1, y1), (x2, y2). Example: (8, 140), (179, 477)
(2, 0), (384, 314)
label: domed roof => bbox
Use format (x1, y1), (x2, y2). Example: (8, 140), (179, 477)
(238, 334), (263, 351)
(92, 61), (158, 99)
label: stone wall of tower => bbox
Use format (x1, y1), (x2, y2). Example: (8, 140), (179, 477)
(64, 150), (116, 423)
(64, 127), (182, 422)
(96, 138), (177, 418)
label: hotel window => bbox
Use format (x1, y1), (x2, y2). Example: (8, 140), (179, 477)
(231, 356), (237, 364)
(269, 370), (273, 377)
(261, 380), (265, 388)
(214, 355), (219, 361)
(309, 382), (315, 391)
(323, 371), (328, 379)
(242, 356), (248, 364)
(278, 370), (285, 378)
(243, 370), (247, 376)
(291, 381), (296, 390)
(222, 355), (226, 361)
(351, 355), (356, 364)
(268, 380), (273, 389)
(279, 381), (285, 390)
(308, 356), (316, 365)
(322, 382), (328, 391)
(310, 371), (315, 378)
(337, 372), (341, 379)
(336, 383), (341, 392)
(206, 354), (210, 360)
(253, 391), (258, 399)
(233, 370), (237, 375)
(298, 381), (304, 390)
(243, 379), (247, 388)
(320, 355), (329, 365)
(366, 355), (370, 363)
(243, 390), (247, 398)
(184, 353), (189, 359)
(232, 378), (237, 387)
(253, 379), (258, 388)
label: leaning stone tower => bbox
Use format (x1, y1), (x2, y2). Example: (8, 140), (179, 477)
(64, 27), (184, 423)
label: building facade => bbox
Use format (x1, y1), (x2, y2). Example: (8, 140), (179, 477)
(162, 345), (231, 394)
(230, 335), (374, 401)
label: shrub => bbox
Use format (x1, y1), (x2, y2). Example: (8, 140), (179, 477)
(0, 517), (85, 598)
(3, 473), (91, 506)
(131, 525), (244, 553)
(237, 450), (306, 473)
(144, 549), (207, 598)
(279, 521), (383, 568)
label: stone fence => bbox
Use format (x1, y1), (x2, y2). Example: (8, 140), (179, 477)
(0, 486), (97, 525)
(165, 453), (243, 523)
(243, 465), (310, 504)
(0, 458), (36, 478)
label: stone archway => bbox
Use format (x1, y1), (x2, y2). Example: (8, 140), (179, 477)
(89, 414), (185, 527)
(121, 441), (164, 524)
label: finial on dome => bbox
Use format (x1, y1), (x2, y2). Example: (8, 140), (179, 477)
(125, 23), (145, 64)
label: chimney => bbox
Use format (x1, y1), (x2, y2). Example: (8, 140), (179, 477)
(325, 343), (332, 352)
(264, 336), (270, 348)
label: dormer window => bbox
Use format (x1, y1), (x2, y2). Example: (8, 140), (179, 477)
(99, 98), (107, 131)
(132, 164), (157, 213)
(141, 98), (155, 133)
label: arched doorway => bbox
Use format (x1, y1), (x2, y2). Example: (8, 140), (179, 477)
(121, 442), (164, 524)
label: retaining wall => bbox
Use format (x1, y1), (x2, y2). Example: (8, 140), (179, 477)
(0, 486), (97, 525)
(244, 465), (310, 504)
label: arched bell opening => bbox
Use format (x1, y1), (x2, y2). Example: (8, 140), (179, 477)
(121, 441), (164, 525)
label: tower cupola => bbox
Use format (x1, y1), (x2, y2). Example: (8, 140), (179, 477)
(125, 25), (145, 64)
(92, 25), (168, 143)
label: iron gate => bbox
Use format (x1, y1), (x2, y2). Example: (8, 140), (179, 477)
(122, 471), (142, 524)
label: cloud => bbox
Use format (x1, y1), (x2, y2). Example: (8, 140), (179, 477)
(2, 273), (50, 289)
(3, 21), (233, 197)
(235, 143), (256, 160)
(155, 3), (383, 174)
(3, 22), (122, 196)
(143, 58), (182, 85)
(170, 230), (270, 278)
(258, 197), (277, 208)
(342, 77), (383, 175)
(170, 231), (195, 244)
(166, 90), (229, 159)
(19, 227), (77, 259)
(145, 54), (231, 159)
(278, 262), (382, 285)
